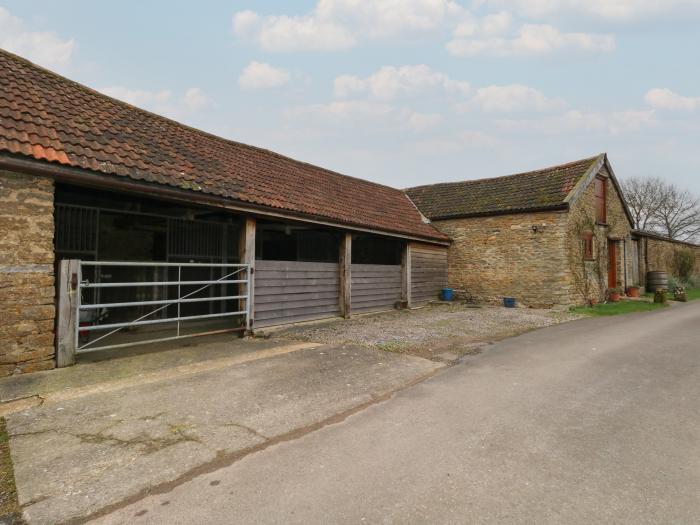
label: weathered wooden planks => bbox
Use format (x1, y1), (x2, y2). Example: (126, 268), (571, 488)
(254, 259), (341, 327)
(410, 242), (448, 304)
(350, 263), (401, 313)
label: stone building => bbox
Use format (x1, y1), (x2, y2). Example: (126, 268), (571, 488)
(0, 49), (449, 376)
(406, 154), (639, 307)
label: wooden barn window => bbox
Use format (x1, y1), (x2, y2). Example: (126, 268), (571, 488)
(582, 232), (594, 260)
(595, 176), (607, 224)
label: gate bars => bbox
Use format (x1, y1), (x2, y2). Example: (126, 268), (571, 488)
(71, 261), (251, 354)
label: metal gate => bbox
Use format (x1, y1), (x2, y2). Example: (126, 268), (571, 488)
(74, 261), (251, 354)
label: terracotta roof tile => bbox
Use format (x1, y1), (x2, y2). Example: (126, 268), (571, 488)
(405, 156), (601, 220)
(0, 49), (447, 242)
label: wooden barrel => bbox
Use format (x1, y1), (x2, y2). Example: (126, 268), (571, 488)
(647, 271), (668, 292)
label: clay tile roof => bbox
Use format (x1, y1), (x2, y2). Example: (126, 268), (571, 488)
(405, 155), (602, 220)
(0, 49), (447, 243)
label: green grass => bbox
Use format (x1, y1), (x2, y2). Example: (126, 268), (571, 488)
(571, 300), (668, 317)
(644, 288), (700, 301)
(686, 288), (700, 301)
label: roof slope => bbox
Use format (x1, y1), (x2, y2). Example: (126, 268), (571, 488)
(0, 49), (446, 242)
(405, 156), (602, 220)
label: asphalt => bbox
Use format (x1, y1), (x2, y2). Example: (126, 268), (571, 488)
(92, 301), (700, 525)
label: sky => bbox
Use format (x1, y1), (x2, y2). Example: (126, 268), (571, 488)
(1, 1), (700, 193)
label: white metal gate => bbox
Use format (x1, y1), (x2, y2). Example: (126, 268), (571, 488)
(74, 261), (251, 354)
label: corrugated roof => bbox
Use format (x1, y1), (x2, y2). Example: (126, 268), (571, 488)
(0, 48), (447, 242)
(405, 155), (601, 220)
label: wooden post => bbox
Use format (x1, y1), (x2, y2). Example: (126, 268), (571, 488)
(56, 259), (79, 367)
(339, 233), (352, 318)
(401, 242), (412, 309)
(239, 216), (256, 333)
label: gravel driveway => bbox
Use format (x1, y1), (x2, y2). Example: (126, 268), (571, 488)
(272, 304), (581, 360)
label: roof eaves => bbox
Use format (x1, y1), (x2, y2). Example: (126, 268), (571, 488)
(429, 203), (569, 221)
(0, 152), (450, 245)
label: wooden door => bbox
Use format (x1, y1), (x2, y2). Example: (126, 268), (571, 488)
(608, 240), (617, 289)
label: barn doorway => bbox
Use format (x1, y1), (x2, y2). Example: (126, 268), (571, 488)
(54, 184), (246, 353)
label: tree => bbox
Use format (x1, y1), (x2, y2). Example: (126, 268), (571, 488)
(621, 177), (700, 242)
(653, 184), (700, 241)
(620, 176), (665, 231)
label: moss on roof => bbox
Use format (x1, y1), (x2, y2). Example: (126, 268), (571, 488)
(406, 155), (602, 220)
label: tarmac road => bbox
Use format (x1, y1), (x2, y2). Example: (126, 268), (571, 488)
(93, 301), (700, 525)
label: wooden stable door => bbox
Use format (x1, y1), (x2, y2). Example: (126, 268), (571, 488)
(607, 240), (617, 289)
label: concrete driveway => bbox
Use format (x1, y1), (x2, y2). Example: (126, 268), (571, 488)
(92, 301), (700, 525)
(2, 336), (442, 524)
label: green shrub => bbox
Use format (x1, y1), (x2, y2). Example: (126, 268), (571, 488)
(672, 249), (696, 281)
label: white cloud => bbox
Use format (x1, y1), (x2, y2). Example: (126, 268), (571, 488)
(286, 100), (441, 133)
(481, 0), (698, 21)
(497, 108), (656, 135)
(0, 7), (75, 68)
(99, 86), (210, 119)
(464, 84), (566, 112)
(413, 130), (500, 154)
(645, 88), (700, 111)
(183, 88), (210, 111)
(448, 23), (615, 57)
(238, 61), (291, 89)
(232, 0), (464, 52)
(334, 65), (470, 100)
(100, 86), (173, 108)
(406, 112), (442, 131)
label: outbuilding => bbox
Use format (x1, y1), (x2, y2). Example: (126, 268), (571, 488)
(0, 50), (449, 375)
(406, 154), (637, 307)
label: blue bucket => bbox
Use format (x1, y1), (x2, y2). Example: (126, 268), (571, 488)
(441, 288), (454, 301)
(503, 297), (516, 308)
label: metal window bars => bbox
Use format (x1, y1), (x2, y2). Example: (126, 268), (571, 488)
(75, 261), (251, 354)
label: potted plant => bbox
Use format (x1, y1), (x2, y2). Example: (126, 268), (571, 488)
(626, 285), (640, 298)
(608, 287), (622, 302)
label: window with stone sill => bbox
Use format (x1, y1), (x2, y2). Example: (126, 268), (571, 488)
(582, 232), (594, 260)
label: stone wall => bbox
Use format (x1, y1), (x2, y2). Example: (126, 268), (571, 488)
(566, 165), (632, 304)
(639, 235), (700, 282)
(0, 170), (55, 375)
(434, 210), (574, 307)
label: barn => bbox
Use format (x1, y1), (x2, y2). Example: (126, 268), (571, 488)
(0, 49), (449, 375)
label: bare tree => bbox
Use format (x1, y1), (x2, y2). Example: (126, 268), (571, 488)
(621, 176), (700, 241)
(653, 184), (700, 241)
(621, 176), (665, 231)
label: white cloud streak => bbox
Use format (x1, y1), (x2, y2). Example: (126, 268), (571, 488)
(232, 0), (464, 52)
(447, 23), (614, 57)
(238, 61), (291, 89)
(645, 88), (700, 111)
(0, 7), (75, 68)
(465, 84), (566, 112)
(334, 65), (470, 100)
(480, 0), (699, 21)
(99, 86), (210, 118)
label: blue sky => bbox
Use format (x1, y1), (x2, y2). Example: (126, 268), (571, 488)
(2, 1), (699, 192)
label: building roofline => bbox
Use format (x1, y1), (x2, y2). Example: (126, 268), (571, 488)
(406, 154), (602, 193)
(632, 229), (700, 248)
(0, 49), (408, 199)
(0, 153), (450, 245)
(428, 203), (569, 222)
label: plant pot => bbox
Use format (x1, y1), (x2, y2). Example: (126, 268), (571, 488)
(609, 292), (621, 302)
(626, 287), (640, 298)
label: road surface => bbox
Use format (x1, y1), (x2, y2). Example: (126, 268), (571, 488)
(93, 302), (700, 524)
